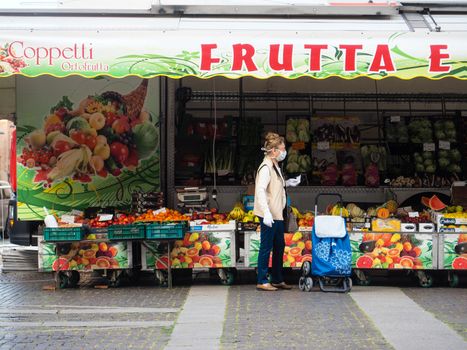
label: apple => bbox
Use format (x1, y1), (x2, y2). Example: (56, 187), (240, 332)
(94, 143), (110, 160)
(89, 112), (106, 130)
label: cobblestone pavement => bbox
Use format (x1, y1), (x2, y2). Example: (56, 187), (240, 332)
(402, 287), (467, 341)
(221, 285), (392, 350)
(0, 271), (189, 350)
(1, 271), (466, 350)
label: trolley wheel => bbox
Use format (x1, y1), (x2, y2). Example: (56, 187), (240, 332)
(356, 275), (371, 286)
(301, 261), (311, 277)
(304, 276), (313, 292)
(298, 277), (306, 291)
(419, 273), (434, 288)
(449, 273), (459, 288)
(68, 271), (80, 288)
(220, 269), (236, 286)
(57, 272), (69, 289)
(345, 277), (353, 292)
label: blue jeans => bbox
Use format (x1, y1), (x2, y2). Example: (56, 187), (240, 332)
(257, 218), (285, 285)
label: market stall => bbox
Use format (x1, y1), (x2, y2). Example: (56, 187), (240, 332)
(1, 3), (466, 287)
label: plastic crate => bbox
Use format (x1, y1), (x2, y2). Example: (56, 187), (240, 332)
(146, 222), (187, 240)
(43, 227), (84, 242)
(108, 224), (145, 240)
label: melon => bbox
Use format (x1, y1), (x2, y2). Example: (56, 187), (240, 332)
(452, 257), (467, 270)
(421, 196), (431, 208)
(428, 195), (446, 211)
(155, 256), (169, 269)
(52, 258), (69, 271)
(385, 200), (398, 214)
(356, 255), (373, 268)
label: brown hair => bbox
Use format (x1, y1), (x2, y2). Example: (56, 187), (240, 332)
(262, 132), (285, 155)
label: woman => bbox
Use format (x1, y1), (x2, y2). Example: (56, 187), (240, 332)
(253, 132), (300, 291)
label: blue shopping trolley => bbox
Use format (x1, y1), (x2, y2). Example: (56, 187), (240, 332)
(299, 193), (352, 293)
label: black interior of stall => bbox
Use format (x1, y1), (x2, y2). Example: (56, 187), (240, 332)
(173, 82), (467, 189)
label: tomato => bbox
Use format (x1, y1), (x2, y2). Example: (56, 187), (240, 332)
(112, 118), (131, 134)
(70, 130), (87, 144)
(53, 140), (71, 156)
(55, 107), (68, 120)
(105, 112), (119, 127)
(85, 135), (97, 150)
(123, 148), (139, 168)
(110, 142), (129, 163)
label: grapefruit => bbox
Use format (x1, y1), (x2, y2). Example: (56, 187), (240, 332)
(387, 248), (400, 258)
(96, 258), (111, 268)
(356, 255), (373, 269)
(452, 257), (467, 270)
(400, 257), (414, 268)
(186, 248), (199, 257)
(199, 255), (214, 267)
(302, 254), (312, 263)
(289, 247), (302, 257)
(52, 258), (69, 271)
(428, 195), (446, 211)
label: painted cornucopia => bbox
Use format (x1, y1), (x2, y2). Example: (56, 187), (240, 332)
(19, 79), (157, 184)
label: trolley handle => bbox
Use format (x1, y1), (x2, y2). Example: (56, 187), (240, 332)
(314, 193), (344, 216)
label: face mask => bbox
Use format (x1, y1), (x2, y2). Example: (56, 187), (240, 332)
(276, 149), (287, 162)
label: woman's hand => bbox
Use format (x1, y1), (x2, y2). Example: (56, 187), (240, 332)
(263, 211), (274, 227)
(286, 175), (301, 187)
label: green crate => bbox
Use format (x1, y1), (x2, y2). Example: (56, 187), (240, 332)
(146, 222), (186, 240)
(108, 224), (145, 240)
(43, 227), (84, 242)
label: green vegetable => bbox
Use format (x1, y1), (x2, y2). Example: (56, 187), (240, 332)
(132, 121), (158, 159)
(425, 165), (436, 174)
(449, 149), (462, 162)
(422, 151), (433, 160)
(415, 164), (425, 173)
(438, 150), (449, 158)
(286, 131), (298, 143)
(447, 164), (461, 173)
(50, 96), (73, 113)
(286, 162), (300, 173)
(423, 159), (433, 167)
(438, 158), (450, 169)
(66, 117), (89, 131)
(444, 121), (455, 130)
(414, 155), (423, 164)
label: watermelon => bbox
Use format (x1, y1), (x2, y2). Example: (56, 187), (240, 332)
(421, 196), (431, 208)
(428, 195), (446, 211)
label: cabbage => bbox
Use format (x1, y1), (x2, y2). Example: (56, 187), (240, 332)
(444, 120), (455, 130)
(435, 131), (446, 140)
(423, 159), (433, 167)
(66, 117), (90, 131)
(286, 124), (296, 133)
(449, 149), (462, 162)
(422, 151), (433, 160)
(297, 119), (309, 131)
(287, 119), (298, 129)
(425, 165), (436, 174)
(438, 158), (450, 169)
(447, 164), (461, 173)
(298, 130), (310, 143)
(132, 121), (158, 159)
(288, 154), (299, 164)
(299, 155), (312, 171)
(288, 147), (299, 156)
(438, 150), (449, 158)
(445, 129), (456, 139)
(414, 155), (423, 164)
(415, 164), (425, 172)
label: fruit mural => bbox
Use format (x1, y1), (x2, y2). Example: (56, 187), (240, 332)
(350, 232), (433, 269)
(247, 232), (312, 268)
(16, 76), (160, 220)
(39, 241), (130, 272)
(143, 231), (233, 269)
(443, 234), (467, 270)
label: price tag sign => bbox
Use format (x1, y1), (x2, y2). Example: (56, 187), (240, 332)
(317, 141), (330, 150)
(408, 212), (419, 218)
(423, 143), (435, 152)
(439, 140), (450, 150)
(153, 207), (167, 215)
(70, 209), (83, 217)
(98, 214), (113, 221)
(390, 115), (401, 123)
(61, 215), (75, 224)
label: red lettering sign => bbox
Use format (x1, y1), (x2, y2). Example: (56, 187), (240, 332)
(200, 44), (220, 71)
(369, 45), (395, 72)
(269, 44), (293, 71)
(429, 45), (451, 72)
(232, 44), (258, 71)
(304, 44), (328, 71)
(339, 45), (363, 71)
